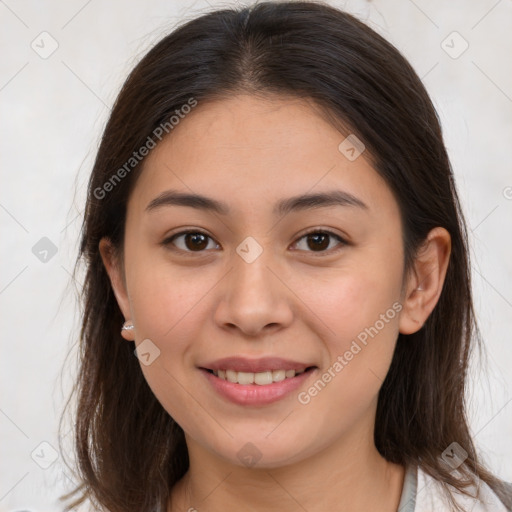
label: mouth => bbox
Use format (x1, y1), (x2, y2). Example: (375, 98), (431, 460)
(202, 366), (317, 385)
(198, 358), (319, 406)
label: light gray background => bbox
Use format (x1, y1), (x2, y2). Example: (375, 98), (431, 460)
(1, 0), (511, 510)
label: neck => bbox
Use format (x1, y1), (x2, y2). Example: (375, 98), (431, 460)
(169, 422), (405, 512)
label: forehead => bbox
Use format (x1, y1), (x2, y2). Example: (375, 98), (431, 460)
(127, 94), (398, 221)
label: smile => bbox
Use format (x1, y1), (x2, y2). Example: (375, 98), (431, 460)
(200, 366), (318, 406)
(208, 368), (311, 385)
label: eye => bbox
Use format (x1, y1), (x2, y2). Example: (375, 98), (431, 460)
(292, 229), (347, 254)
(162, 228), (347, 255)
(163, 230), (220, 253)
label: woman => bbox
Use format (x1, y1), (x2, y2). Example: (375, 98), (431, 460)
(59, 2), (512, 511)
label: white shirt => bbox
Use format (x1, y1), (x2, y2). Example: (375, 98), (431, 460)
(398, 463), (511, 511)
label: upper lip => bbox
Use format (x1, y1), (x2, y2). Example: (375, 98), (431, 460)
(200, 357), (316, 373)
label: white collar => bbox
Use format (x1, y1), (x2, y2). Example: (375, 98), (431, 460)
(408, 464), (509, 511)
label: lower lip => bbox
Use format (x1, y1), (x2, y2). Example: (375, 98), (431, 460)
(200, 368), (317, 406)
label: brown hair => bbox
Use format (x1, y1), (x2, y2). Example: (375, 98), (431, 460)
(59, 1), (512, 511)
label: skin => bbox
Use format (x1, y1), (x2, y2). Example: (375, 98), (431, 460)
(100, 94), (451, 511)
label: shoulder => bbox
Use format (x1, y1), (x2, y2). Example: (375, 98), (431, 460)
(414, 465), (511, 512)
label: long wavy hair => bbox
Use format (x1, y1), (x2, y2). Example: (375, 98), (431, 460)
(58, 2), (512, 511)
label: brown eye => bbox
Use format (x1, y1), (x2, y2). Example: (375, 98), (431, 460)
(293, 230), (346, 253)
(163, 229), (346, 255)
(164, 231), (219, 252)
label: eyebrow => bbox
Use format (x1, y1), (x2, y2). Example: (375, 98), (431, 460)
(145, 189), (368, 216)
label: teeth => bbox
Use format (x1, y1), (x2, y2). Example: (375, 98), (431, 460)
(237, 371), (255, 385)
(212, 368), (308, 385)
(226, 370), (237, 382)
(272, 370), (286, 382)
(254, 371), (273, 385)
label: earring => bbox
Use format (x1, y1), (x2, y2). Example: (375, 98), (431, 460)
(121, 320), (135, 341)
(122, 321), (134, 331)
(417, 284), (424, 291)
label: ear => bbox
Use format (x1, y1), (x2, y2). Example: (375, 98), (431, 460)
(99, 237), (135, 341)
(399, 227), (451, 335)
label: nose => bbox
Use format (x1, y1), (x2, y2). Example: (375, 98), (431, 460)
(213, 248), (294, 338)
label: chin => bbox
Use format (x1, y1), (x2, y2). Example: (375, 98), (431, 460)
(208, 435), (315, 470)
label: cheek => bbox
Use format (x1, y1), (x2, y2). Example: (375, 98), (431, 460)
(298, 261), (402, 416)
(125, 259), (215, 427)
(127, 252), (217, 344)
(292, 273), (401, 438)
(302, 262), (402, 352)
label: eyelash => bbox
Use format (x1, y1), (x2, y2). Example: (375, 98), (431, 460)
(162, 228), (348, 256)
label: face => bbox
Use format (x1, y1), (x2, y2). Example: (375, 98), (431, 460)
(102, 94), (419, 469)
